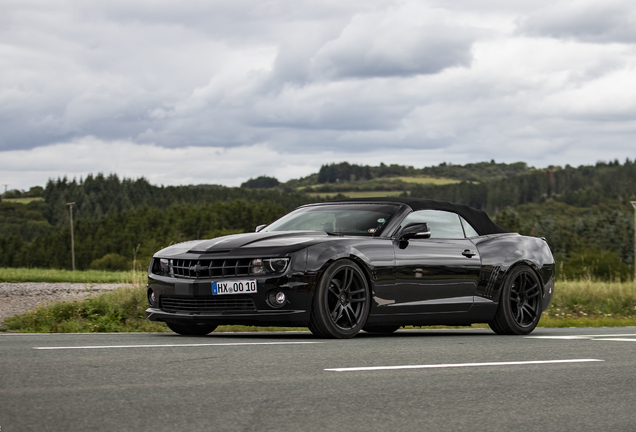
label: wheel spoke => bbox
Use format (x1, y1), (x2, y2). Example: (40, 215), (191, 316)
(341, 268), (353, 293)
(343, 304), (355, 327)
(517, 274), (526, 293)
(510, 281), (520, 299)
(330, 303), (343, 322)
(514, 304), (522, 322)
(523, 301), (537, 317)
(525, 284), (541, 298)
(328, 282), (340, 297)
(349, 297), (366, 303)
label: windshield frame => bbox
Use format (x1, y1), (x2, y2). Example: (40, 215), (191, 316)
(262, 203), (404, 237)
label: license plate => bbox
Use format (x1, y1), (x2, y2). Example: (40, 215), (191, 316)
(212, 280), (257, 295)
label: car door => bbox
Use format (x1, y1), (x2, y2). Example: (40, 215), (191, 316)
(390, 210), (481, 313)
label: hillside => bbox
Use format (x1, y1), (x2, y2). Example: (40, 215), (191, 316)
(1, 159), (635, 278)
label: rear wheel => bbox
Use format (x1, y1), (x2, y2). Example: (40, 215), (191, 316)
(166, 322), (218, 336)
(489, 265), (542, 335)
(309, 260), (370, 339)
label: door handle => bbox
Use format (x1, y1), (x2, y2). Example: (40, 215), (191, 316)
(462, 249), (476, 258)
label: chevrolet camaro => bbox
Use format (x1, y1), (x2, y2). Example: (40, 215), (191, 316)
(146, 197), (555, 338)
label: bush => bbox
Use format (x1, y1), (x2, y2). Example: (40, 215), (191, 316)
(560, 246), (633, 281)
(89, 253), (130, 271)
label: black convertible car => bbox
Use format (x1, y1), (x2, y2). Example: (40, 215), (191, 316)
(146, 197), (554, 338)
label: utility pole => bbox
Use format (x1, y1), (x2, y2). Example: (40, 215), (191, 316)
(67, 202), (76, 271)
(632, 202), (636, 282)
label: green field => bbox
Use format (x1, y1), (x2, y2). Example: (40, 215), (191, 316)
(395, 176), (461, 185)
(307, 191), (405, 198)
(2, 269), (635, 332)
(1, 197), (44, 204)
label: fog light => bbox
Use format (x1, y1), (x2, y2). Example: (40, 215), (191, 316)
(147, 289), (156, 306)
(268, 291), (286, 308)
(275, 292), (286, 305)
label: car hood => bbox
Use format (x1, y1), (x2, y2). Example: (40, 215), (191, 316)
(154, 231), (340, 257)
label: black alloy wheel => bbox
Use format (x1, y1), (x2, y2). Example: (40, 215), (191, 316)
(309, 259), (370, 338)
(489, 265), (542, 335)
(166, 322), (218, 336)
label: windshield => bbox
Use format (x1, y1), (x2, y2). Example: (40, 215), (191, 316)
(263, 204), (400, 236)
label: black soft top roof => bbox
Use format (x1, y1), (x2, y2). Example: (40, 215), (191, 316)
(328, 197), (509, 235)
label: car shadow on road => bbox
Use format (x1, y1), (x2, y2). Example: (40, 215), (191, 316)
(148, 328), (498, 340)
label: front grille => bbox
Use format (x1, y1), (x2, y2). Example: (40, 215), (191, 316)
(170, 259), (252, 279)
(161, 296), (256, 312)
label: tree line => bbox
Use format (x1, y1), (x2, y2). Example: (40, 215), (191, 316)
(316, 160), (530, 184)
(1, 160), (635, 279)
(0, 200), (289, 270)
(410, 159), (636, 213)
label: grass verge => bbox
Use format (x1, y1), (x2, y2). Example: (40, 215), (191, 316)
(2, 285), (163, 333)
(2, 278), (635, 333)
(0, 267), (139, 284)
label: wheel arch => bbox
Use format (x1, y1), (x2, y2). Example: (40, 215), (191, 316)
(492, 257), (545, 305)
(307, 243), (378, 291)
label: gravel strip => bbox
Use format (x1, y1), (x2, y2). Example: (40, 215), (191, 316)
(0, 282), (134, 323)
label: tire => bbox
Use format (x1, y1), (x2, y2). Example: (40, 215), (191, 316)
(363, 325), (400, 334)
(489, 265), (542, 335)
(308, 260), (370, 339)
(166, 322), (218, 336)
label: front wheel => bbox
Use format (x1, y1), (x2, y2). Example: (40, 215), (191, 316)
(308, 260), (370, 339)
(166, 322), (218, 336)
(489, 265), (542, 335)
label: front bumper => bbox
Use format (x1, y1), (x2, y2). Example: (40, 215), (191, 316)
(145, 272), (315, 327)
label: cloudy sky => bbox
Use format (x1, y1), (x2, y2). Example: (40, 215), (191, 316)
(2, 0), (636, 190)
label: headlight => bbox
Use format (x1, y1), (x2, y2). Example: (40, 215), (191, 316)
(159, 258), (172, 276)
(250, 258), (290, 275)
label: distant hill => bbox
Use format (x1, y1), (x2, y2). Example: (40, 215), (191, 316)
(1, 159), (634, 277)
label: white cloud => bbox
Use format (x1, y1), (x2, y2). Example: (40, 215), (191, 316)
(1, 0), (636, 189)
(309, 4), (475, 79)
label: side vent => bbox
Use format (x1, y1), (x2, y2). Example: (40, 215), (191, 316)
(484, 265), (501, 298)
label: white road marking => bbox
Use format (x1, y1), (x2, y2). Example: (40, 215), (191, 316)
(526, 336), (589, 340)
(325, 359), (603, 372)
(526, 334), (636, 340)
(594, 338), (636, 342)
(35, 341), (323, 350)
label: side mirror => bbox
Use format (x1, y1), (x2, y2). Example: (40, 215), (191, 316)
(399, 223), (431, 241)
(255, 224), (267, 232)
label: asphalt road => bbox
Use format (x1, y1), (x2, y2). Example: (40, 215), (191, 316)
(2, 327), (636, 432)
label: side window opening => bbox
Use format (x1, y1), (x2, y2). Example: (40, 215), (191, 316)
(400, 210), (465, 239)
